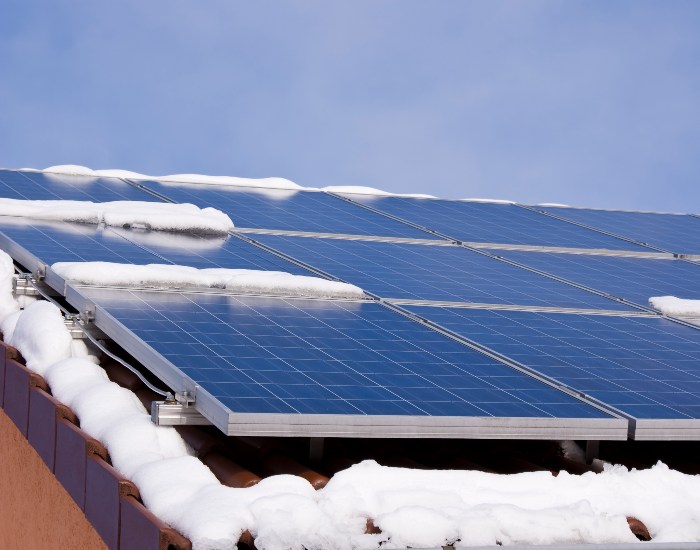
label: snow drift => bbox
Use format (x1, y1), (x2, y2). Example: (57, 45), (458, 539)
(51, 262), (365, 299)
(0, 198), (234, 235)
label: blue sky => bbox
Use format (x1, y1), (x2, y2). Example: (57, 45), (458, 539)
(1, 1), (699, 211)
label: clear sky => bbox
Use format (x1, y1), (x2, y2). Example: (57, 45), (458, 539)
(2, 1), (699, 211)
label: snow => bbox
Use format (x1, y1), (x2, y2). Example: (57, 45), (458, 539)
(0, 198), (234, 235)
(324, 185), (436, 198)
(649, 296), (700, 316)
(51, 261), (366, 299)
(459, 198), (515, 204)
(41, 165), (301, 190)
(39, 165), (438, 197)
(6, 301), (73, 375)
(0, 250), (19, 321)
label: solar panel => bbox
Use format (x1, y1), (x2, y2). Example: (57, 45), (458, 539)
(253, 234), (636, 311)
(540, 205), (700, 255)
(405, 305), (700, 437)
(0, 218), (165, 270)
(64, 286), (624, 438)
(338, 194), (652, 251)
(0, 218), (313, 278)
(132, 179), (437, 239)
(484, 250), (700, 309)
(109, 229), (312, 274)
(0, 170), (160, 202)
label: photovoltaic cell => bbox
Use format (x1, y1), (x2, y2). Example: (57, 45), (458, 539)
(133, 179), (437, 239)
(254, 234), (635, 310)
(541, 206), (700, 255)
(484, 250), (700, 308)
(339, 194), (652, 251)
(406, 305), (700, 420)
(74, 287), (612, 421)
(0, 170), (159, 202)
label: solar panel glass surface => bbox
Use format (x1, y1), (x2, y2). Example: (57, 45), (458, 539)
(0, 218), (165, 265)
(77, 288), (611, 419)
(254, 234), (635, 310)
(0, 170), (159, 202)
(406, 306), (700, 420)
(484, 251), (700, 308)
(541, 206), (700, 255)
(109, 230), (312, 274)
(133, 180), (436, 239)
(339, 195), (651, 251)
(0, 219), (312, 275)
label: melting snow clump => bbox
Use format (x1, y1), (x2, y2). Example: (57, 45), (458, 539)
(51, 261), (365, 299)
(0, 198), (234, 235)
(649, 295), (700, 316)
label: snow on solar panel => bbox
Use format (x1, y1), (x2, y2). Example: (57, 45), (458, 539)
(337, 194), (652, 251)
(132, 179), (439, 239)
(483, 250), (700, 309)
(540, 205), (700, 256)
(64, 286), (623, 438)
(253, 234), (637, 311)
(404, 305), (700, 437)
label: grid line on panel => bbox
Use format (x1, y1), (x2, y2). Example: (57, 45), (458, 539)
(126, 179), (439, 240)
(405, 305), (700, 421)
(252, 233), (641, 312)
(539, 205), (700, 256)
(234, 227), (452, 246)
(80, 288), (612, 421)
(384, 299), (657, 316)
(334, 193), (654, 252)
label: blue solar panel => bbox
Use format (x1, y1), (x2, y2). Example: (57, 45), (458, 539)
(0, 218), (311, 275)
(254, 234), (635, 310)
(0, 170), (160, 202)
(109, 229), (311, 274)
(0, 218), (164, 266)
(74, 287), (612, 420)
(338, 194), (652, 251)
(540, 206), (700, 255)
(484, 250), (700, 309)
(406, 306), (700, 420)
(132, 179), (436, 239)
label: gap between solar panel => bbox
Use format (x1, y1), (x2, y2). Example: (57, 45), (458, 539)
(514, 203), (670, 254)
(469, 245), (659, 315)
(376, 300), (631, 425)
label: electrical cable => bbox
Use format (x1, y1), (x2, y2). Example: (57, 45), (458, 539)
(22, 275), (171, 397)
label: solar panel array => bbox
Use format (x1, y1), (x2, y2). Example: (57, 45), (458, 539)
(1, 168), (699, 440)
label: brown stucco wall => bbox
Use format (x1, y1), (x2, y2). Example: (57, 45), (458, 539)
(0, 407), (108, 550)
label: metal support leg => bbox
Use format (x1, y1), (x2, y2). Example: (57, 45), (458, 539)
(310, 437), (324, 462)
(585, 440), (600, 464)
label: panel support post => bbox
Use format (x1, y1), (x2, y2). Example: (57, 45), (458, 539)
(309, 438), (325, 462)
(585, 440), (600, 464)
